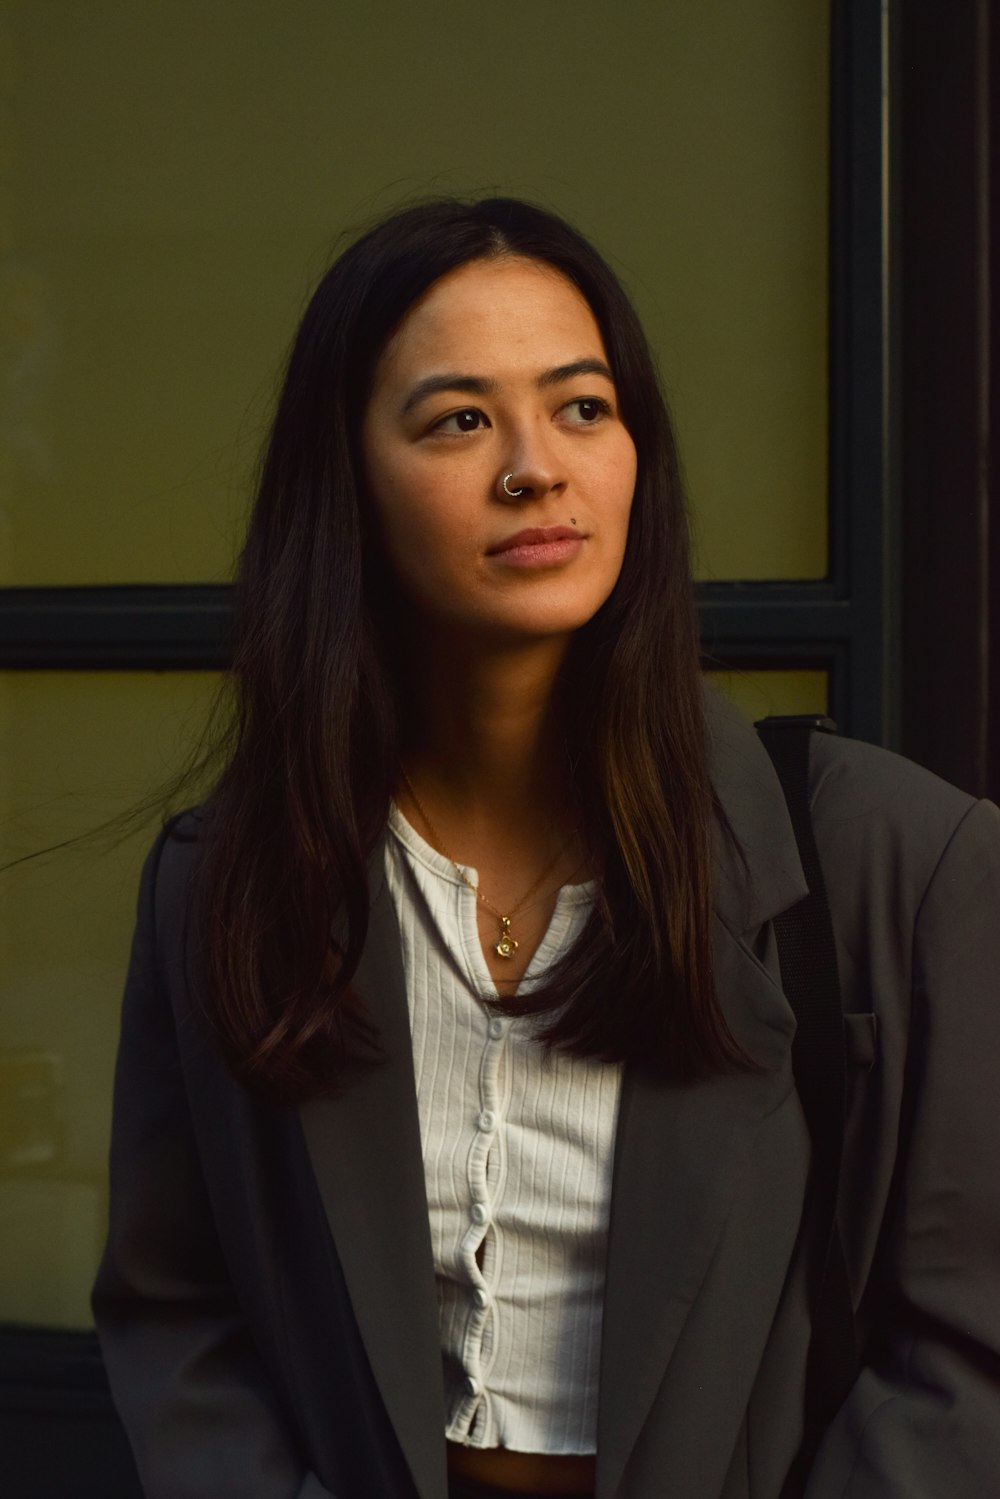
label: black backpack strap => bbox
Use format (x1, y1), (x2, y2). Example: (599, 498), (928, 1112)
(754, 715), (859, 1490)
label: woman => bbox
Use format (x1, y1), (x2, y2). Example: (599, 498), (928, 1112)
(92, 198), (1000, 1498)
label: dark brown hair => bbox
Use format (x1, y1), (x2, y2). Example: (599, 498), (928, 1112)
(195, 196), (748, 1099)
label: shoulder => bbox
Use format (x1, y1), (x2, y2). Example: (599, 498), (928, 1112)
(150, 806), (205, 868)
(705, 683), (995, 926)
(135, 807), (207, 937)
(798, 733), (1000, 983)
(809, 729), (975, 835)
(705, 678), (981, 872)
(806, 730), (990, 895)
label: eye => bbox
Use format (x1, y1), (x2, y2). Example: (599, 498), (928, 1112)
(433, 407), (489, 435)
(563, 396), (611, 425)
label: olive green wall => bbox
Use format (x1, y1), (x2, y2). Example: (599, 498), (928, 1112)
(0, 672), (220, 1325)
(2, 0), (828, 586)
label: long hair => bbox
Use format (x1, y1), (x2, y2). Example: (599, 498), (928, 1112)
(196, 197), (749, 1099)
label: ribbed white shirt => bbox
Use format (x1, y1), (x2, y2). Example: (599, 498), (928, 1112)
(384, 804), (623, 1454)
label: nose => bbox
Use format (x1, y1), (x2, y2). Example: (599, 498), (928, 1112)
(495, 427), (567, 503)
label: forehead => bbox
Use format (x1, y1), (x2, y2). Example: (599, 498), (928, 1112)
(375, 256), (608, 383)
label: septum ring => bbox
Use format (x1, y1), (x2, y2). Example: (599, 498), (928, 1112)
(502, 472), (527, 498)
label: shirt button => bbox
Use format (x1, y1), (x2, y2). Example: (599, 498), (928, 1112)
(465, 1375), (480, 1397)
(473, 1287), (489, 1309)
(477, 1110), (496, 1132)
(488, 1018), (505, 1040)
(470, 1202), (488, 1226)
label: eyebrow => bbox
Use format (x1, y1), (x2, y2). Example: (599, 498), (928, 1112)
(400, 357), (615, 415)
(402, 373), (496, 414)
(537, 357), (615, 389)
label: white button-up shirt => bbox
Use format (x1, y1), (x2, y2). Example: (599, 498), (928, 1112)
(384, 804), (623, 1454)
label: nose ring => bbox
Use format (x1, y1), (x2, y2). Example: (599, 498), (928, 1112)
(501, 472), (527, 498)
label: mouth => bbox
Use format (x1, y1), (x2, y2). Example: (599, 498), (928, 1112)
(487, 525), (584, 557)
(485, 525), (586, 570)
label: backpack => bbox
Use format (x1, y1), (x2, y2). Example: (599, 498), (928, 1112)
(754, 715), (859, 1494)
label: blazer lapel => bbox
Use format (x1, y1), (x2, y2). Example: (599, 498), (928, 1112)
(300, 851), (447, 1499)
(596, 694), (812, 1498)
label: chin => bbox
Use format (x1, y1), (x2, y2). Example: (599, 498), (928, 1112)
(405, 579), (618, 644)
(475, 604), (610, 644)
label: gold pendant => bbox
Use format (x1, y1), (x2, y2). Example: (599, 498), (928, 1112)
(495, 915), (519, 959)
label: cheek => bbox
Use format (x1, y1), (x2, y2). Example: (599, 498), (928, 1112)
(369, 465), (472, 590)
(369, 461), (430, 546)
(603, 442), (637, 539)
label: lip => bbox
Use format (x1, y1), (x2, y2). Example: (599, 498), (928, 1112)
(486, 525), (585, 569)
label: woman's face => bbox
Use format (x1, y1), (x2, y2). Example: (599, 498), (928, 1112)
(360, 255), (637, 647)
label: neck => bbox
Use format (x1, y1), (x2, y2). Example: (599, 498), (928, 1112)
(399, 627), (573, 818)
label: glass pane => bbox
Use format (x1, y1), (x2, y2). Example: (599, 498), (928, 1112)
(2, 1), (828, 586)
(0, 671), (219, 1327)
(706, 667), (829, 724)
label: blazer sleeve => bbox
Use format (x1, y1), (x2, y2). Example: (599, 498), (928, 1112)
(91, 826), (337, 1499)
(805, 797), (1000, 1497)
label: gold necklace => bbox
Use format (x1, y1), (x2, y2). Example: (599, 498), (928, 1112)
(399, 771), (575, 960)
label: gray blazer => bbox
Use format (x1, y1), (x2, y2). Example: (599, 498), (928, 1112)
(92, 696), (1000, 1497)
